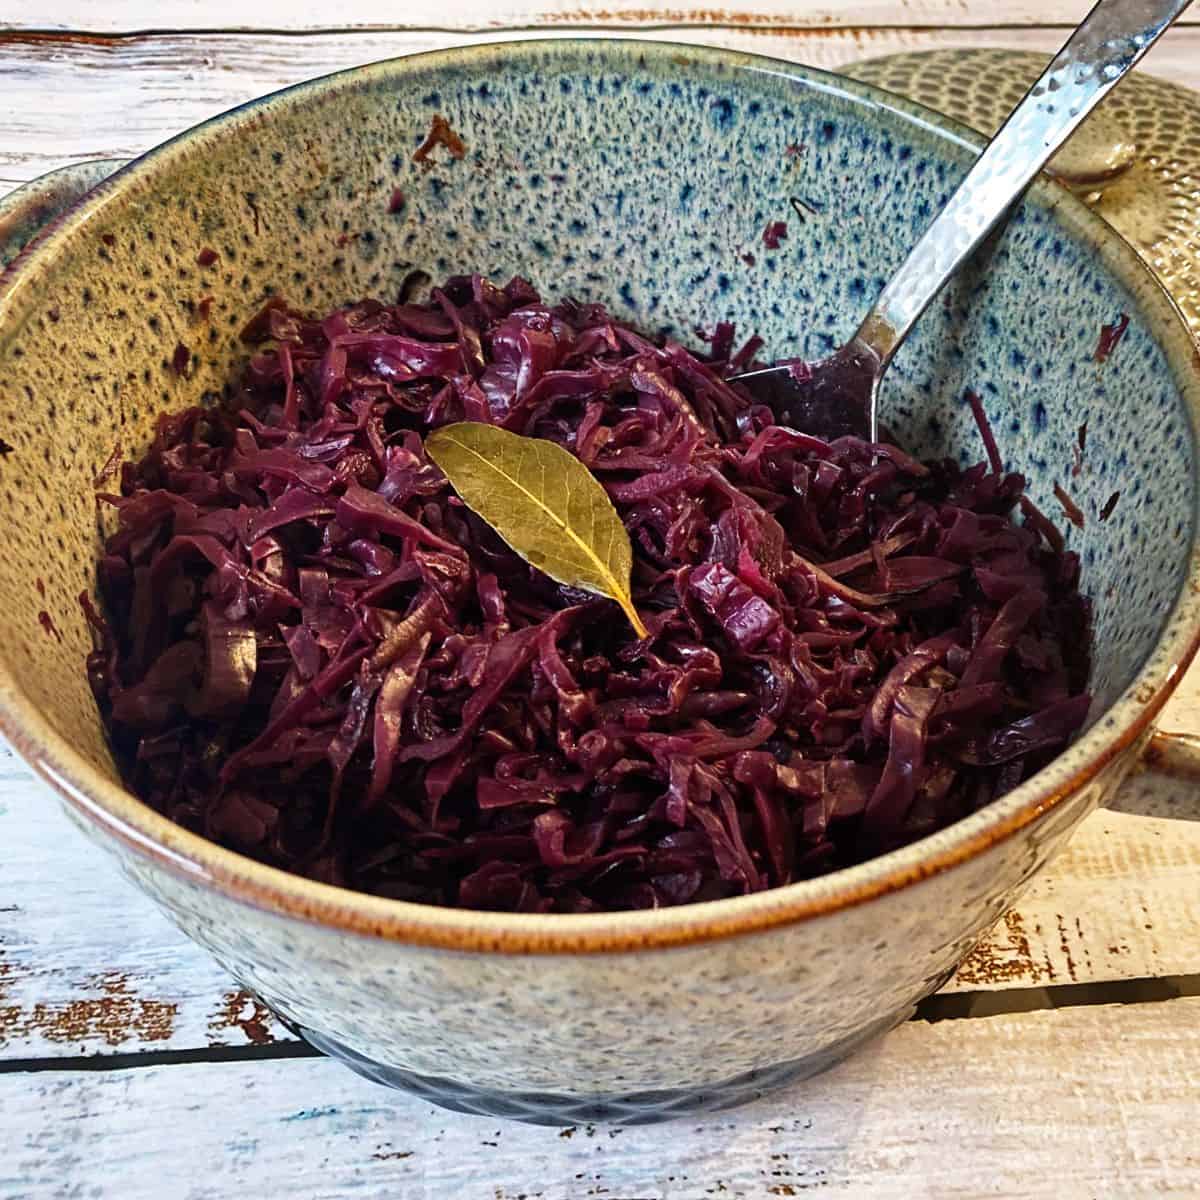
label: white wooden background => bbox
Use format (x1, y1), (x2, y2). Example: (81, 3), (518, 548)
(1, 3), (1200, 1195)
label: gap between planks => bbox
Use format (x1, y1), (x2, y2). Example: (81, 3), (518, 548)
(4, 0), (1200, 35)
(6, 19), (1196, 36)
(2, 972), (1199, 1076)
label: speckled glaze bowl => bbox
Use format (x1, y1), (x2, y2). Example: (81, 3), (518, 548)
(2, 40), (1199, 1125)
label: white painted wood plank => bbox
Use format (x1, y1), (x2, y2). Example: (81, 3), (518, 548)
(4, 736), (1200, 1061)
(0, 26), (1196, 185)
(3, 997), (1200, 1198)
(0, 745), (285, 1056)
(0, 0), (1139, 35)
(953, 806), (1200, 989)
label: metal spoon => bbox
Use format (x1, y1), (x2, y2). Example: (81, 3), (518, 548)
(733, 0), (1193, 442)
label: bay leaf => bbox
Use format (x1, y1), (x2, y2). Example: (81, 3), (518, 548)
(425, 422), (648, 638)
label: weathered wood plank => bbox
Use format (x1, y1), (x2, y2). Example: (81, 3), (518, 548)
(952, 806), (1200, 989)
(0, 26), (1197, 185)
(3, 997), (1199, 1197)
(8, 0), (1200, 34)
(0, 758), (284, 1056)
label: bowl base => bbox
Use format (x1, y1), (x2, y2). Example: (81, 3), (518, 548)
(294, 1007), (912, 1126)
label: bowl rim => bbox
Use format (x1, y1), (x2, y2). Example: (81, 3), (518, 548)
(3, 36), (1199, 955)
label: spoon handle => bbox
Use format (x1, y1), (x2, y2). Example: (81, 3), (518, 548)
(857, 0), (1192, 366)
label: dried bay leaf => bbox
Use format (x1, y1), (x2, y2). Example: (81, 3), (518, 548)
(425, 422), (648, 638)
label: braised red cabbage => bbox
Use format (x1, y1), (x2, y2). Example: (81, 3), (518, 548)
(85, 276), (1091, 912)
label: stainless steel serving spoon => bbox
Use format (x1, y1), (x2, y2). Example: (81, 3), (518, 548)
(733, 0), (1194, 442)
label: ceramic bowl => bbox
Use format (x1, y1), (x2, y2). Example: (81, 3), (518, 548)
(2, 40), (1199, 1126)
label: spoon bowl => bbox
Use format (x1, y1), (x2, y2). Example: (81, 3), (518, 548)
(733, 337), (882, 442)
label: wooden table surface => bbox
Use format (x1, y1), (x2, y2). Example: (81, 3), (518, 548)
(2, 2), (1200, 1195)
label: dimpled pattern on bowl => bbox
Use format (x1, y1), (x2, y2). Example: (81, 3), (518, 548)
(0, 41), (1196, 1122)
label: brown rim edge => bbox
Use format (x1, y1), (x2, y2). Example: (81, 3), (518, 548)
(1, 38), (1199, 956)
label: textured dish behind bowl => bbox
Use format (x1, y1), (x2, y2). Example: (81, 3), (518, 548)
(0, 41), (1196, 1122)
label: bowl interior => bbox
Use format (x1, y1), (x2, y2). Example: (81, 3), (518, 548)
(0, 41), (1194, 844)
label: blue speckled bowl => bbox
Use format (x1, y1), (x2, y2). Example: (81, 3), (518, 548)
(1, 40), (1198, 1124)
